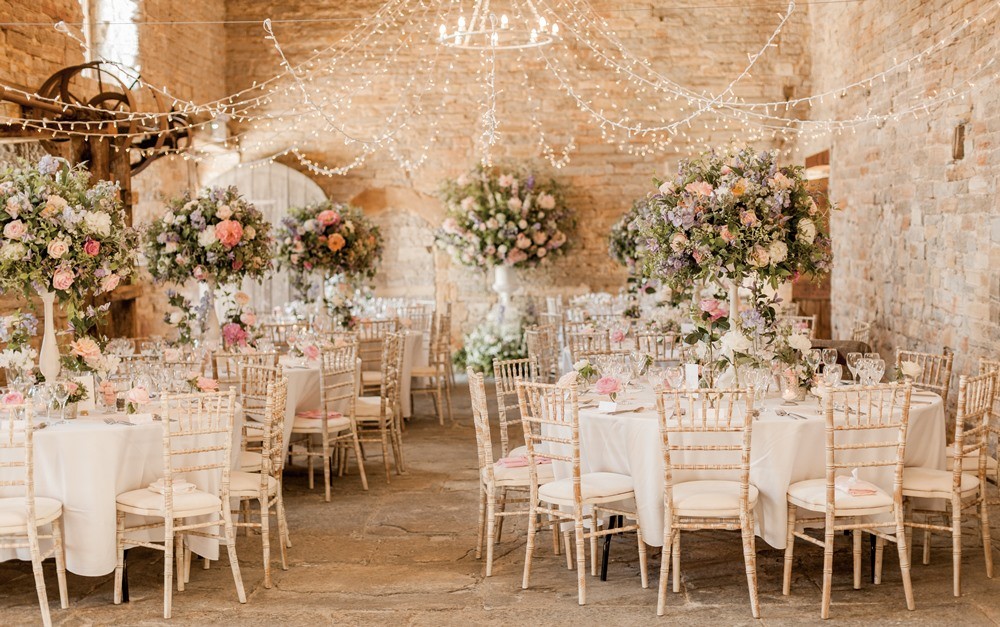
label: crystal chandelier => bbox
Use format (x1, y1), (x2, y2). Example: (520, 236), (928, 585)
(438, 0), (559, 50)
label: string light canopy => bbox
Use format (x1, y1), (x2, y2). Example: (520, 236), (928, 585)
(1, 0), (997, 176)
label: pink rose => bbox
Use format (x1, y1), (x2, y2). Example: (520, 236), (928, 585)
(611, 329), (626, 343)
(303, 344), (320, 360)
(3, 220), (26, 240)
(739, 210), (759, 227)
(52, 267), (75, 291)
(193, 265), (207, 281)
(83, 238), (101, 256)
(214, 220), (244, 248)
(47, 239), (69, 259)
(699, 299), (728, 322)
(98, 380), (116, 406)
(594, 376), (621, 397)
(239, 312), (257, 326)
(720, 225), (736, 243)
(196, 376), (219, 391)
(126, 386), (150, 405)
(222, 322), (248, 348)
(685, 181), (713, 197)
(2, 391), (24, 405)
(101, 273), (120, 293)
(317, 210), (340, 226)
(505, 248), (528, 265)
(65, 381), (79, 395)
(536, 247), (547, 258)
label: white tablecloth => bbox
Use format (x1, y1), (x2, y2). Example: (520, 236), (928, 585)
(0, 409), (245, 576)
(557, 388), (945, 549)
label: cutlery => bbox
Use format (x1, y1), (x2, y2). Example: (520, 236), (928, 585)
(775, 409), (808, 420)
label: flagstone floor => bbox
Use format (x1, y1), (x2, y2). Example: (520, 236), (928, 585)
(3, 382), (1000, 625)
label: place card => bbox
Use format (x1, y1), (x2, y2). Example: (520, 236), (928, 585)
(597, 401), (618, 413)
(72, 373), (96, 412)
(684, 363), (700, 390)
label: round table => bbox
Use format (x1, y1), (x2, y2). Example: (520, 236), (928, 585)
(0, 408), (245, 576)
(556, 387), (945, 549)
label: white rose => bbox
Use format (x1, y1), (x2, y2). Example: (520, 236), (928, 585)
(244, 226), (256, 240)
(0, 242), (25, 261)
(788, 333), (812, 353)
(164, 241), (179, 253)
(900, 361), (923, 379)
(797, 218), (817, 245)
(573, 359), (590, 370)
(537, 193), (556, 210)
(162, 211), (175, 225)
(507, 197), (522, 211)
(47, 239), (69, 259)
(518, 219), (528, 229)
(83, 211), (112, 237)
(198, 229), (217, 247)
(721, 330), (752, 355)
(767, 240), (788, 264)
(216, 205), (233, 220)
(169, 312), (184, 325)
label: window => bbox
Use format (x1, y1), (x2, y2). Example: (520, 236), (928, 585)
(79, 0), (140, 81)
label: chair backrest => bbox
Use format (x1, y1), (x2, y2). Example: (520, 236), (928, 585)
(257, 377), (289, 478)
(240, 364), (281, 426)
(566, 330), (611, 363)
(851, 319), (872, 344)
(468, 368), (497, 482)
(980, 359), (1000, 421)
(357, 319), (399, 373)
(214, 351), (279, 388)
(0, 404), (37, 514)
(655, 389), (754, 500)
(635, 331), (682, 364)
(262, 322), (296, 349)
(819, 383), (912, 513)
(779, 314), (818, 339)
(895, 349), (953, 401)
(516, 380), (581, 500)
(492, 357), (539, 457)
(524, 324), (559, 383)
(161, 390), (237, 516)
(118, 354), (157, 378)
(319, 341), (359, 434)
(369, 332), (405, 418)
(952, 372), (997, 486)
(588, 313), (622, 329)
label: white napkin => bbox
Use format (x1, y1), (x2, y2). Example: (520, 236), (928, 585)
(834, 469), (879, 497)
(148, 479), (198, 495)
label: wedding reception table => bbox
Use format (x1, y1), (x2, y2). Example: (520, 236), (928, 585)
(554, 387), (945, 549)
(0, 409), (244, 576)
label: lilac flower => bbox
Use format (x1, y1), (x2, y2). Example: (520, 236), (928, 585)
(37, 155), (61, 175)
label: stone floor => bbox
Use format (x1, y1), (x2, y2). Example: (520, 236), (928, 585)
(3, 382), (1000, 625)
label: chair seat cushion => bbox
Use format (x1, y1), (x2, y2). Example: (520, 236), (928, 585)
(355, 395), (387, 418)
(238, 450), (263, 472)
(0, 497), (62, 532)
(484, 460), (554, 486)
(508, 445), (528, 458)
(670, 480), (759, 518)
(787, 478), (892, 513)
(538, 472), (634, 505)
(946, 451), (998, 476)
(116, 487), (221, 517)
(361, 370), (382, 385)
(903, 467), (980, 498)
(230, 470), (278, 497)
(291, 411), (350, 433)
(411, 365), (438, 377)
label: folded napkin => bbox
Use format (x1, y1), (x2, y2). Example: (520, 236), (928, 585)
(835, 469), (879, 497)
(496, 455), (552, 468)
(296, 409), (344, 420)
(148, 479), (198, 495)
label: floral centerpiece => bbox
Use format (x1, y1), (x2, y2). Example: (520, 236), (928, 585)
(609, 198), (648, 275)
(0, 156), (138, 379)
(638, 147), (833, 371)
(144, 186), (273, 343)
(218, 289), (261, 350)
(452, 319), (526, 377)
(435, 164), (573, 270)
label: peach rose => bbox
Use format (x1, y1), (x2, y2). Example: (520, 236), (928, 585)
(47, 239), (69, 258)
(83, 238), (101, 256)
(101, 274), (120, 293)
(126, 386), (150, 405)
(240, 312), (257, 326)
(3, 220), (26, 240)
(327, 233), (346, 252)
(234, 291), (251, 306)
(317, 210), (340, 226)
(214, 220), (244, 248)
(98, 380), (116, 406)
(52, 267), (75, 291)
(196, 376), (219, 391)
(685, 181), (714, 197)
(70, 336), (102, 364)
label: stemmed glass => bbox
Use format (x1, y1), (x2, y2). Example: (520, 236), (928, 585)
(52, 381), (70, 422)
(846, 352), (863, 383)
(823, 364), (844, 387)
(664, 366), (684, 391)
(748, 366), (772, 408)
(805, 349), (822, 378)
(28, 384), (51, 421)
(868, 358), (886, 384)
(822, 349), (838, 371)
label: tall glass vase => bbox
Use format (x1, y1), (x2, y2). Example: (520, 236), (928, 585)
(199, 282), (222, 347)
(36, 288), (61, 382)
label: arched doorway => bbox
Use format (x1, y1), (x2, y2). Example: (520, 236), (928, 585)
(208, 162), (327, 312)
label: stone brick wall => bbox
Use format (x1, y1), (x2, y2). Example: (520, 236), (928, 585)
(798, 0), (1000, 395)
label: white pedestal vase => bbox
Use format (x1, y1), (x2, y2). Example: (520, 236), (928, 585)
(37, 289), (61, 382)
(198, 282), (222, 348)
(492, 265), (520, 322)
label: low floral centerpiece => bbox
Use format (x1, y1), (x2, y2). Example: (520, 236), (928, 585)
(144, 186), (273, 344)
(452, 319), (526, 377)
(276, 201), (382, 328)
(609, 198), (649, 285)
(0, 156), (138, 379)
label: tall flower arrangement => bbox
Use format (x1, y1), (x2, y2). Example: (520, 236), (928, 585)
(0, 156), (137, 332)
(434, 164), (574, 270)
(637, 147), (833, 372)
(608, 198), (647, 274)
(276, 201), (383, 287)
(144, 186), (273, 287)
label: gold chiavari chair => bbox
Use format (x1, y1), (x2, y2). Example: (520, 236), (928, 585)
(779, 314), (818, 339)
(356, 332), (406, 480)
(904, 371), (996, 596)
(851, 319), (873, 345)
(960, 359), (1000, 488)
(516, 380), (648, 605)
(411, 311), (453, 425)
(468, 369), (558, 576)
(0, 404), (68, 627)
(525, 324), (559, 384)
(213, 351), (279, 390)
(635, 330), (683, 365)
(895, 349), (953, 402)
(261, 322), (297, 350)
(566, 330), (611, 364)
(358, 318), (399, 396)
(113, 390), (246, 619)
(288, 341), (367, 501)
(655, 388), (759, 618)
(782, 383), (915, 619)
(237, 364), (281, 471)
(230, 377), (291, 588)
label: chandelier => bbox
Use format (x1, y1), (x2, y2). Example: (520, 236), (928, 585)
(438, 1), (559, 50)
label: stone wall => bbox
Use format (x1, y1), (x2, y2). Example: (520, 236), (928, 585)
(799, 0), (1000, 394)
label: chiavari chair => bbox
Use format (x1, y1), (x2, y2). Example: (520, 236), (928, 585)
(356, 332), (406, 480)
(357, 318), (399, 396)
(411, 311), (453, 425)
(778, 314), (818, 339)
(524, 324), (559, 383)
(895, 348), (953, 402)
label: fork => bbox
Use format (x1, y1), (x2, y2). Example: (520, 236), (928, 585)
(775, 409), (808, 420)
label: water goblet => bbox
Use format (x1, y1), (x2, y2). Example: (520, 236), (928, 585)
(646, 365), (664, 390)
(52, 381), (71, 422)
(822, 349), (838, 369)
(823, 364), (843, 387)
(805, 349), (822, 372)
(846, 352), (863, 383)
(869, 358), (886, 384)
(664, 366), (684, 391)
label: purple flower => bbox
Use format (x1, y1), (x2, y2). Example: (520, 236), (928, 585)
(37, 155), (61, 175)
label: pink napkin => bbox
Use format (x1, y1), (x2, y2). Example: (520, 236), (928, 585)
(835, 470), (879, 496)
(296, 409), (343, 420)
(496, 456), (551, 468)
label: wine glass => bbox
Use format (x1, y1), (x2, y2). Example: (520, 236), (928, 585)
(846, 352), (863, 383)
(823, 364), (843, 387)
(805, 349), (822, 375)
(52, 381), (71, 422)
(646, 365), (664, 389)
(28, 384), (51, 421)
(822, 349), (838, 370)
(664, 366), (684, 391)
(748, 366), (772, 408)
(869, 358), (886, 384)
